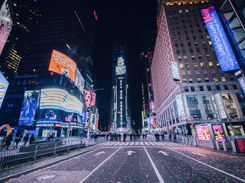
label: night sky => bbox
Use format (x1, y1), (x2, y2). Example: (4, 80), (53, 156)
(88, 0), (157, 131)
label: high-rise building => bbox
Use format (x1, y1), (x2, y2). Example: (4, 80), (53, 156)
(0, 0), (96, 138)
(152, 0), (245, 140)
(0, 0), (44, 77)
(110, 39), (129, 130)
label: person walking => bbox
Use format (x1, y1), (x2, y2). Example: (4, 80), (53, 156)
(130, 133), (132, 141)
(174, 134), (176, 142)
(161, 134), (165, 141)
(169, 134), (172, 142)
(14, 135), (21, 148)
(118, 133), (121, 141)
(4, 132), (13, 149)
(30, 134), (35, 144)
(23, 133), (29, 145)
(123, 133), (127, 142)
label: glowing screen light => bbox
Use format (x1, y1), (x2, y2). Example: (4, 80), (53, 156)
(115, 66), (126, 75)
(117, 57), (124, 66)
(0, 72), (9, 110)
(0, 0), (13, 55)
(238, 77), (245, 98)
(200, 7), (240, 72)
(176, 94), (186, 120)
(48, 50), (77, 82)
(212, 125), (226, 142)
(196, 126), (211, 141)
(170, 62), (180, 81)
(40, 88), (83, 115)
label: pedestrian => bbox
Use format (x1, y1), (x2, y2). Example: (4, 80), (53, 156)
(161, 134), (165, 141)
(118, 133), (121, 141)
(30, 134), (35, 144)
(145, 133), (147, 140)
(169, 134), (172, 142)
(106, 134), (109, 141)
(130, 133), (132, 141)
(174, 134), (176, 142)
(157, 133), (160, 142)
(154, 133), (157, 142)
(23, 133), (29, 145)
(123, 133), (127, 142)
(4, 132), (13, 149)
(14, 135), (21, 148)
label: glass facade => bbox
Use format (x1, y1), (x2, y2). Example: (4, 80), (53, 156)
(221, 94), (238, 119)
(186, 95), (201, 120)
(236, 93), (245, 118)
(202, 94), (219, 119)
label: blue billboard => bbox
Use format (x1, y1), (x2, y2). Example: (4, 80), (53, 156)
(176, 94), (186, 120)
(201, 7), (240, 72)
(238, 77), (245, 97)
(171, 62), (180, 81)
(0, 72), (9, 110)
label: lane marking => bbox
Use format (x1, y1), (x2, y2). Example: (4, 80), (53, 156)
(140, 142), (144, 145)
(126, 150), (135, 155)
(94, 151), (105, 156)
(124, 142), (130, 145)
(149, 142), (155, 145)
(144, 147), (165, 183)
(192, 152), (207, 157)
(156, 142), (162, 146)
(144, 142), (150, 145)
(119, 142), (125, 146)
(158, 151), (169, 156)
(114, 142), (121, 145)
(135, 142), (139, 145)
(79, 148), (121, 183)
(168, 148), (245, 182)
(130, 142), (134, 145)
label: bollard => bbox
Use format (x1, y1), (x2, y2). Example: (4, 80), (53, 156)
(182, 136), (185, 144)
(215, 140), (220, 150)
(231, 141), (237, 153)
(222, 140), (227, 151)
(185, 137), (188, 145)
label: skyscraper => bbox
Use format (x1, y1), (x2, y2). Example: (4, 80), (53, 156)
(110, 39), (129, 130)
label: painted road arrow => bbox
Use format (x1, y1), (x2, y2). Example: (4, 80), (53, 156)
(94, 151), (105, 156)
(158, 151), (169, 156)
(126, 150), (136, 155)
(192, 152), (207, 157)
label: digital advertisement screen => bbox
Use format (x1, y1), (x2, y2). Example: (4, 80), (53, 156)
(149, 116), (158, 129)
(170, 62), (180, 81)
(75, 68), (85, 93)
(196, 126), (211, 141)
(201, 7), (240, 72)
(236, 139), (245, 153)
(212, 125), (226, 142)
(238, 77), (245, 97)
(48, 50), (77, 82)
(117, 57), (124, 66)
(0, 71), (8, 110)
(40, 88), (83, 115)
(115, 66), (126, 75)
(0, 0), (13, 55)
(19, 90), (40, 126)
(214, 93), (227, 119)
(176, 94), (186, 119)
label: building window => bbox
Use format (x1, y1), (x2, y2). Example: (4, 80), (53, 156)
(233, 84), (238, 89)
(187, 19), (191, 22)
(207, 86), (212, 91)
(186, 36), (190, 40)
(189, 24), (193, 28)
(180, 43), (184, 47)
(193, 63), (198, 67)
(204, 47), (208, 51)
(182, 49), (186, 53)
(195, 70), (199, 74)
(176, 26), (180, 30)
(202, 41), (206, 45)
(200, 35), (204, 39)
(179, 10), (183, 13)
(183, 56), (187, 60)
(190, 49), (193, 53)
(206, 54), (210, 59)
(197, 78), (201, 82)
(189, 78), (193, 83)
(185, 9), (188, 12)
(202, 94), (219, 120)
(200, 62), (205, 67)
(185, 63), (189, 67)
(188, 42), (191, 46)
(176, 50), (180, 54)
(179, 37), (183, 41)
(183, 24), (187, 28)
(174, 38), (177, 41)
(173, 32), (176, 35)
(187, 70), (191, 75)
(221, 77), (226, 81)
(191, 55), (195, 59)
(178, 56), (182, 60)
(175, 44), (179, 47)
(196, 23), (200, 27)
(186, 95), (201, 119)
(224, 85), (229, 90)
(185, 30), (188, 34)
(183, 79), (187, 83)
(191, 30), (195, 34)
(198, 55), (202, 59)
(199, 86), (204, 91)
(209, 41), (212, 45)
(216, 61), (220, 66)
(211, 69), (215, 74)
(216, 85), (221, 90)
(194, 42), (198, 45)
(230, 76), (235, 81)
(213, 77), (218, 82)
(180, 64), (184, 68)
(196, 48), (200, 52)
(169, 15), (173, 19)
(184, 87), (189, 92)
(221, 94), (237, 119)
(191, 86), (195, 91)
(178, 31), (181, 35)
(205, 77), (209, 82)
(193, 36), (196, 39)
(181, 71), (185, 75)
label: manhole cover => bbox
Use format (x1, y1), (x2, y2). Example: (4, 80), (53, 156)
(36, 174), (56, 181)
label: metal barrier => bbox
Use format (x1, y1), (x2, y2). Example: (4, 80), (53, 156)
(0, 137), (106, 171)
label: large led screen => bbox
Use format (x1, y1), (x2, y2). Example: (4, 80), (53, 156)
(117, 57), (124, 66)
(238, 77), (245, 98)
(115, 66), (126, 75)
(48, 50), (77, 82)
(196, 126), (211, 141)
(176, 94), (186, 120)
(201, 7), (240, 72)
(212, 125), (226, 142)
(0, 0), (13, 55)
(19, 90), (40, 126)
(75, 68), (85, 93)
(170, 62), (180, 81)
(0, 71), (8, 110)
(40, 88), (83, 115)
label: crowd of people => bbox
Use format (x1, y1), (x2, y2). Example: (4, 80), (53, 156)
(154, 133), (177, 142)
(105, 133), (147, 142)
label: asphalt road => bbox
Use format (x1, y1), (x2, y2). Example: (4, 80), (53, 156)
(7, 142), (245, 183)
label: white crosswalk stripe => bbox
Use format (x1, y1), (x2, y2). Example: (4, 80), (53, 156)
(144, 142), (150, 145)
(135, 142), (139, 145)
(103, 141), (182, 147)
(140, 142), (144, 145)
(130, 142), (134, 145)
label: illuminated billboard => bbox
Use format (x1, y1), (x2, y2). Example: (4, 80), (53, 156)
(117, 57), (124, 66)
(48, 50), (77, 82)
(116, 66), (126, 75)
(170, 62), (180, 81)
(212, 125), (226, 142)
(238, 77), (245, 97)
(214, 93), (227, 119)
(0, 72), (8, 110)
(176, 94), (186, 120)
(19, 90), (40, 126)
(75, 68), (85, 93)
(196, 126), (211, 141)
(40, 88), (83, 115)
(0, 0), (13, 55)
(201, 7), (240, 72)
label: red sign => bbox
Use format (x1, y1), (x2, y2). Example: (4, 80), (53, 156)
(236, 139), (245, 153)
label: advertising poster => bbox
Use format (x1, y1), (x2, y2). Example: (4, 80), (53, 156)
(115, 66), (126, 75)
(0, 71), (8, 109)
(117, 57), (124, 66)
(75, 68), (85, 93)
(48, 50), (77, 82)
(196, 126), (211, 141)
(236, 139), (245, 153)
(19, 90), (40, 126)
(176, 94), (186, 120)
(0, 0), (13, 55)
(212, 125), (226, 142)
(170, 62), (180, 81)
(149, 116), (158, 129)
(238, 77), (245, 97)
(200, 7), (240, 72)
(214, 93), (227, 119)
(40, 88), (83, 115)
